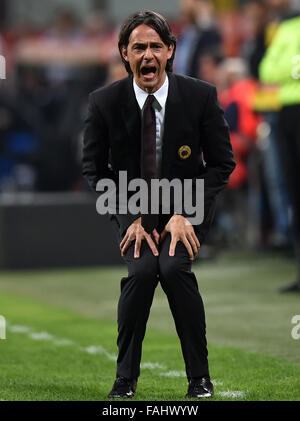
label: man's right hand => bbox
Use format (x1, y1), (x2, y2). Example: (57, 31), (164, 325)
(120, 217), (159, 258)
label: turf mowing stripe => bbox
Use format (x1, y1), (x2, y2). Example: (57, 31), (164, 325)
(4, 323), (179, 374)
(2, 290), (300, 401)
(1, 252), (299, 366)
(10, 325), (166, 370)
(6, 322), (168, 371)
(6, 321), (244, 399)
(7, 322), (164, 368)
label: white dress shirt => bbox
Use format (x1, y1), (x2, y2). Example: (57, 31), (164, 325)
(133, 75), (169, 178)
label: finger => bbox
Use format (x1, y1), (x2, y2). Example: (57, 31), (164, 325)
(187, 233), (198, 256)
(120, 234), (127, 249)
(120, 233), (131, 249)
(152, 229), (160, 245)
(145, 234), (159, 256)
(182, 237), (194, 260)
(192, 233), (201, 249)
(121, 242), (129, 257)
(134, 237), (142, 259)
(121, 236), (134, 256)
(169, 235), (178, 257)
(189, 229), (201, 249)
(121, 239), (132, 256)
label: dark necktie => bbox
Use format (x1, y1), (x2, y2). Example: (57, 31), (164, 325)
(141, 95), (159, 234)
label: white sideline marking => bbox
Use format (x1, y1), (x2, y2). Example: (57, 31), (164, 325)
(159, 371), (224, 387)
(53, 338), (74, 346)
(8, 324), (32, 333)
(29, 331), (54, 340)
(160, 370), (186, 377)
(141, 362), (165, 370)
(33, 332), (73, 346)
(6, 323), (160, 369)
(82, 345), (117, 361)
(6, 322), (245, 399)
(211, 381), (224, 386)
(219, 391), (245, 398)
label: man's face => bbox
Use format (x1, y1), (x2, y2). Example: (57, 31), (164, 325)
(122, 24), (174, 93)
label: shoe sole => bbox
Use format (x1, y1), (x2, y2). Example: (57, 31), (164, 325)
(107, 393), (135, 399)
(185, 392), (214, 398)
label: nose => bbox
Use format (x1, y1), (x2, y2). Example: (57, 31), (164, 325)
(144, 46), (154, 61)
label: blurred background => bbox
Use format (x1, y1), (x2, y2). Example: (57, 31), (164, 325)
(0, 0), (300, 276)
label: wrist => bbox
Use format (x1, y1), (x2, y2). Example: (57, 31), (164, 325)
(171, 213), (184, 220)
(133, 216), (142, 225)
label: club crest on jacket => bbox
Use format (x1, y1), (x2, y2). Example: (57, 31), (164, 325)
(178, 145), (191, 160)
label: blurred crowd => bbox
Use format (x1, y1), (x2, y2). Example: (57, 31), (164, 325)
(1, 0), (300, 259)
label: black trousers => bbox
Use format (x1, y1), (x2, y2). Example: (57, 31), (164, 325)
(278, 105), (300, 245)
(110, 213), (209, 381)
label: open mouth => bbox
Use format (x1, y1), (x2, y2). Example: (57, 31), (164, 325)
(141, 66), (157, 80)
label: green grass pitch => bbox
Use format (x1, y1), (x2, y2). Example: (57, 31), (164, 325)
(0, 251), (299, 401)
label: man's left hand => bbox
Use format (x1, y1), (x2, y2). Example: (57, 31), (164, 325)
(160, 215), (201, 260)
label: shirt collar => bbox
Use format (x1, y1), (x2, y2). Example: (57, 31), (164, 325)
(133, 74), (169, 111)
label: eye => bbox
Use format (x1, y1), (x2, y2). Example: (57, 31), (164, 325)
(133, 45), (145, 51)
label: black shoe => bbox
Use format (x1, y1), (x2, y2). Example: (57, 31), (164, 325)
(186, 377), (214, 398)
(279, 281), (300, 293)
(107, 376), (137, 398)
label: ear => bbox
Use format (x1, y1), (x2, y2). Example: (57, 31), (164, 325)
(121, 46), (129, 62)
(167, 43), (174, 60)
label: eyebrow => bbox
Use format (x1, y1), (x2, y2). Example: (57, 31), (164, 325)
(132, 42), (163, 47)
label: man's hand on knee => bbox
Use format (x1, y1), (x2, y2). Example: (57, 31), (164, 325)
(160, 215), (201, 260)
(120, 217), (160, 258)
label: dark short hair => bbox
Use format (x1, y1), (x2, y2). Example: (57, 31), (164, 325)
(118, 10), (177, 74)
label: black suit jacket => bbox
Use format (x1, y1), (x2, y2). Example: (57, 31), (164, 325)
(82, 72), (235, 244)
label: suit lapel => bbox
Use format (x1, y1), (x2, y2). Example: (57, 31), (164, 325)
(161, 73), (181, 177)
(121, 76), (142, 169)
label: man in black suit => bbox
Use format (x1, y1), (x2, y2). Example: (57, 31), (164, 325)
(82, 10), (235, 399)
